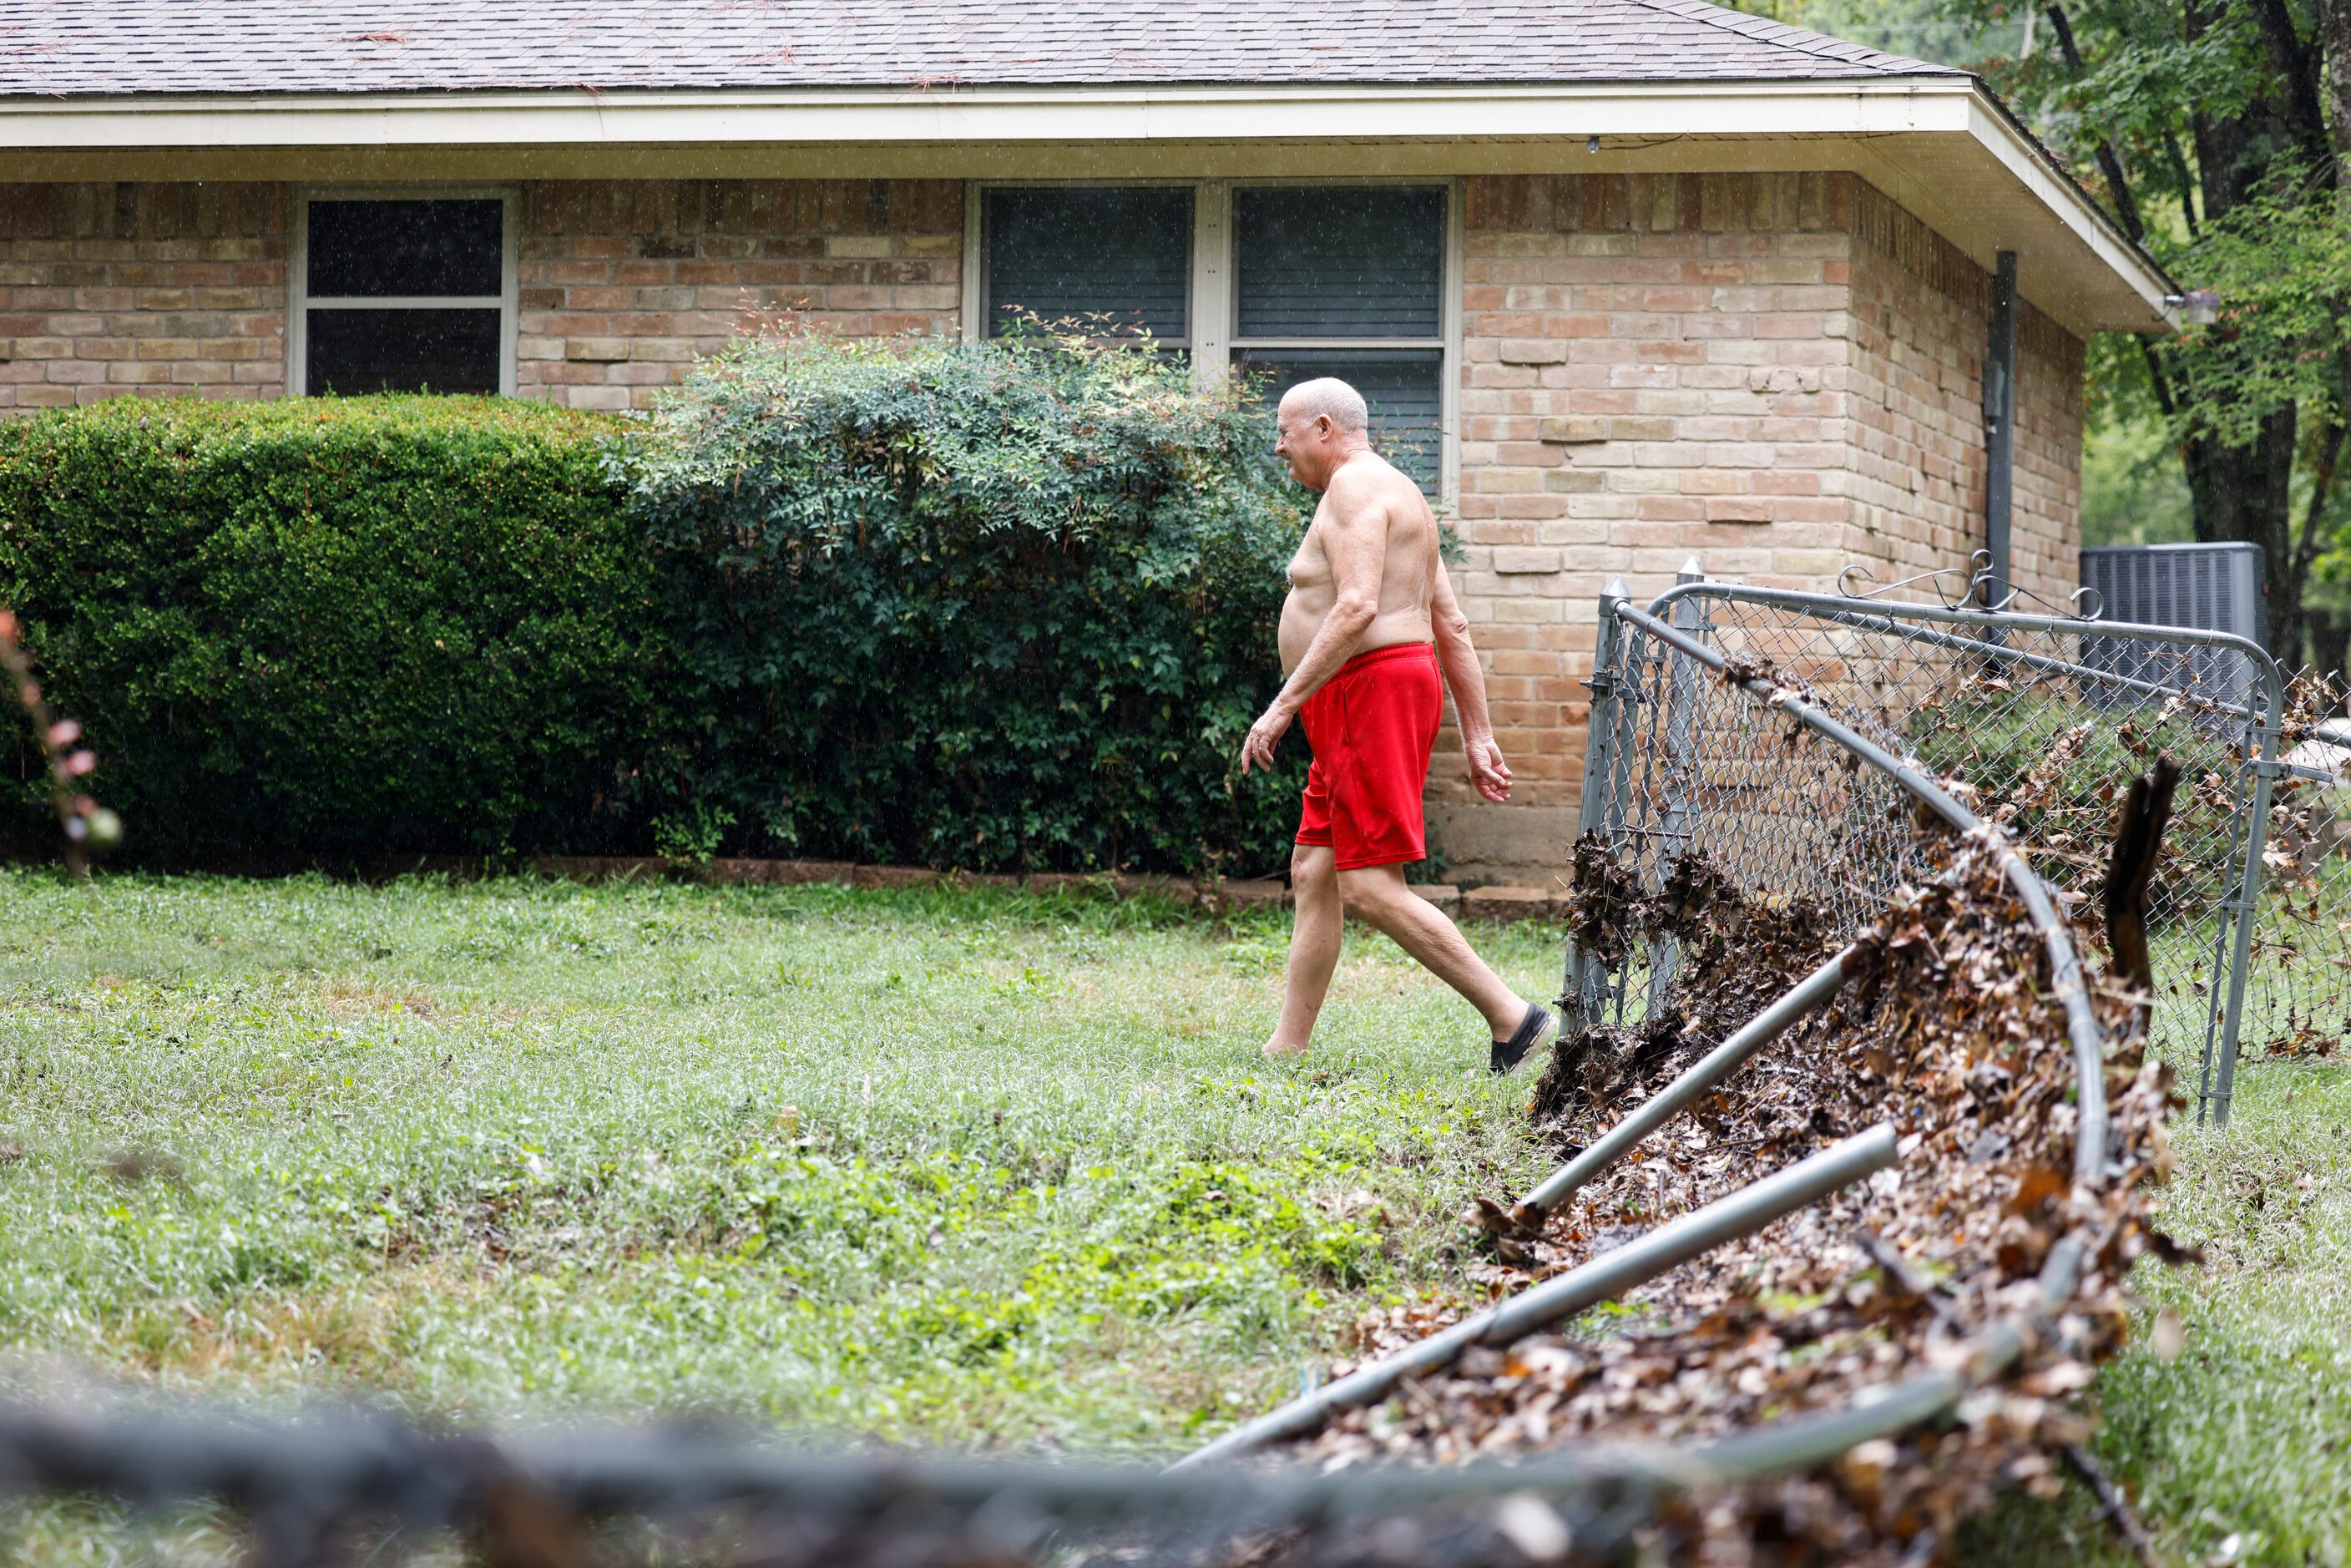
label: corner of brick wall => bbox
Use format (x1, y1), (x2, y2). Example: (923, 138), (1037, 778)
(1439, 170), (2084, 886)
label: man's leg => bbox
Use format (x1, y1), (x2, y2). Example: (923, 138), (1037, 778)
(1337, 862), (1529, 1039)
(1264, 843), (1342, 1058)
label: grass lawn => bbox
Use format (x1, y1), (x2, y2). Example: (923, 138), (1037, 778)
(1956, 1046), (2351, 1568)
(3, 870), (2348, 1565)
(0, 868), (1556, 1456)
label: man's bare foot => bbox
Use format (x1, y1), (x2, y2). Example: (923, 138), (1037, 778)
(1261, 1039), (1309, 1060)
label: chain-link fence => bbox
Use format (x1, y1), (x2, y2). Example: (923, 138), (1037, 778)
(1565, 574), (2318, 1126)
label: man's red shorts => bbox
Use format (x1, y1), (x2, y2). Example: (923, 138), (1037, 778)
(1294, 641), (1442, 872)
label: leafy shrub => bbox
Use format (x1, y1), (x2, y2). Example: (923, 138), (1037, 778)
(0, 396), (666, 861)
(616, 331), (1308, 875)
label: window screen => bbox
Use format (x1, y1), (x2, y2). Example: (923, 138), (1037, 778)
(984, 187), (1191, 343)
(1232, 187), (1444, 340)
(1239, 350), (1445, 488)
(305, 310), (502, 398)
(302, 198), (506, 395)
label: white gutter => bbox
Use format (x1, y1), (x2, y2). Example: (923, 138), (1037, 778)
(0, 75), (2172, 330)
(0, 76), (2000, 146)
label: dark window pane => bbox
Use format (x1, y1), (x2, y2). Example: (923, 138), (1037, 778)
(1233, 187), (1444, 340)
(1239, 349), (1444, 488)
(306, 308), (501, 395)
(985, 187), (1191, 342)
(308, 199), (503, 297)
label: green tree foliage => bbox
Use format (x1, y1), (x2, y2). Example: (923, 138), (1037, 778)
(614, 330), (1309, 876)
(1745, 0), (2351, 669)
(0, 397), (668, 862)
(1937, 0), (2350, 670)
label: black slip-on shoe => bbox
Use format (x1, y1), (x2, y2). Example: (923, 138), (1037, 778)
(1490, 1003), (1553, 1075)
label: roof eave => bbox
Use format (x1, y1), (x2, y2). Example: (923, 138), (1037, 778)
(0, 75), (2173, 335)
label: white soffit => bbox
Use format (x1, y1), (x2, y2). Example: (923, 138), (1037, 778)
(0, 77), (2172, 335)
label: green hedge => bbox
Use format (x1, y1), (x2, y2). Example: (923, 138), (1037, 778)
(1, 337), (1312, 875)
(619, 332), (1309, 874)
(0, 397), (668, 861)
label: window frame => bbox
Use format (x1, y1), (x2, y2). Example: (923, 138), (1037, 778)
(963, 177), (1463, 498)
(287, 185), (521, 397)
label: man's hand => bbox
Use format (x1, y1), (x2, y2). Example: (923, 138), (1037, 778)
(1241, 701), (1295, 774)
(1464, 732), (1512, 803)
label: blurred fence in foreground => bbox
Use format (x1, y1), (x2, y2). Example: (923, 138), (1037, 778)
(0, 1396), (1685, 1568)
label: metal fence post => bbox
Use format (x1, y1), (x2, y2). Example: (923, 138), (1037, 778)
(1562, 579), (1632, 1030)
(1646, 559), (1709, 1012)
(2203, 755), (2278, 1129)
(2197, 651), (2286, 1130)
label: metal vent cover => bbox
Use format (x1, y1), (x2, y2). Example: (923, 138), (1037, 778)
(2080, 541), (2267, 706)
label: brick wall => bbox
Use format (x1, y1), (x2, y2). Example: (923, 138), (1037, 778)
(0, 182), (286, 410)
(517, 179), (963, 411)
(1437, 170), (2084, 884)
(1843, 182), (2083, 612)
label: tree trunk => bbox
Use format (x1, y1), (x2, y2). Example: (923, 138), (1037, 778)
(2313, 611), (2349, 699)
(2319, 0), (2351, 164)
(2181, 0), (2310, 662)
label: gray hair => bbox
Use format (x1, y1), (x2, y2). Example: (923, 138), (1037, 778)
(1279, 377), (1369, 435)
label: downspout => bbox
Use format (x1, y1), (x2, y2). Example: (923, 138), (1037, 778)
(1981, 250), (2020, 604)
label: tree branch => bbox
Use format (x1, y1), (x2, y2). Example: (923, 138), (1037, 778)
(2250, 0), (2336, 181)
(2044, 4), (2149, 240)
(2138, 338), (2180, 422)
(2163, 134), (2202, 235)
(2060, 1443), (2160, 1568)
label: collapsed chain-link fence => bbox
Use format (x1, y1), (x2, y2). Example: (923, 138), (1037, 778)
(1564, 572), (2351, 1126)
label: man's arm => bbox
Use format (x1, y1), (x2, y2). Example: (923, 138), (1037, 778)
(1240, 470), (1384, 774)
(1431, 560), (1512, 803)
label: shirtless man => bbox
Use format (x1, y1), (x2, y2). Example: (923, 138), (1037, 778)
(1239, 378), (1555, 1072)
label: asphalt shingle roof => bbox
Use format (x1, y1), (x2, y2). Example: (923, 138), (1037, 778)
(0, 0), (1959, 97)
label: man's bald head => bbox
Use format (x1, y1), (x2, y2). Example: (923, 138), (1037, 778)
(1278, 377), (1369, 436)
(1273, 377), (1373, 489)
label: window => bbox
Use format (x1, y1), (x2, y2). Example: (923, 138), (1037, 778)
(967, 181), (1457, 490)
(1231, 186), (1448, 487)
(983, 187), (1191, 346)
(293, 194), (516, 396)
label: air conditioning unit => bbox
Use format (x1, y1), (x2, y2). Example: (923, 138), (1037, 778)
(2079, 541), (2267, 709)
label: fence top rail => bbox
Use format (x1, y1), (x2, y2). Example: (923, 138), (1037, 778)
(1638, 579), (2288, 745)
(1605, 592), (2110, 1186)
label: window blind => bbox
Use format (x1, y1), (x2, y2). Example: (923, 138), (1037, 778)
(1232, 187), (1445, 340)
(983, 188), (1192, 343)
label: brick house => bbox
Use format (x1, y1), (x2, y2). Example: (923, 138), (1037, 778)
(0, 0), (2171, 883)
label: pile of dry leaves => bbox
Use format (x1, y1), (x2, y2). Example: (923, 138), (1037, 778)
(1284, 831), (2183, 1565)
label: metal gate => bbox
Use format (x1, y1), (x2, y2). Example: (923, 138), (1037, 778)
(1565, 573), (2298, 1126)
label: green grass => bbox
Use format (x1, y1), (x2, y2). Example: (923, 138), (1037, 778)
(5, 870), (2348, 1565)
(1964, 1055), (2351, 1568)
(0, 869), (1556, 1455)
